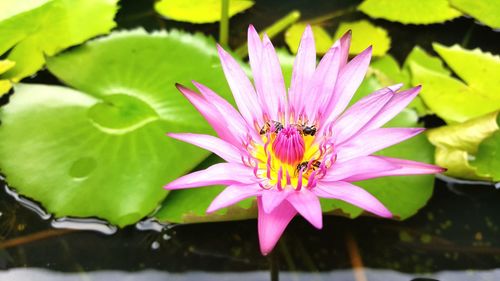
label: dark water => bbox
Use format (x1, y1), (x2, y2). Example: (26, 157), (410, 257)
(1, 0), (500, 280)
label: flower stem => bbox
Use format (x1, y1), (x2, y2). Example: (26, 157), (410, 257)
(219, 0), (230, 47)
(234, 10), (301, 58)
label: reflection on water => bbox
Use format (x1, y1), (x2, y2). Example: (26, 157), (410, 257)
(1, 268), (500, 281)
(1, 179), (499, 280)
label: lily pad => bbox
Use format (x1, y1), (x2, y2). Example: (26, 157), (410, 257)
(0, 29), (233, 227)
(284, 23), (333, 55)
(0, 0), (118, 82)
(155, 0), (254, 23)
(332, 20), (391, 56)
(427, 111), (499, 181)
(358, 0), (461, 25)
(450, 0), (500, 29)
(471, 130), (500, 181)
(409, 44), (500, 124)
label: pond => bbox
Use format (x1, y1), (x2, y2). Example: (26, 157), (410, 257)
(1, 0), (499, 280)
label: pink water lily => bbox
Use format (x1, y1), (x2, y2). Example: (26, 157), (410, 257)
(164, 25), (444, 255)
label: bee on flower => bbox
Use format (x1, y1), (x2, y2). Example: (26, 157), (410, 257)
(164, 25), (444, 255)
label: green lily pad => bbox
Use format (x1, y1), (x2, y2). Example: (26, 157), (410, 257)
(0, 0), (118, 82)
(358, 0), (461, 25)
(427, 111), (499, 181)
(409, 44), (500, 124)
(0, 29), (234, 227)
(471, 130), (500, 181)
(154, 0), (254, 24)
(332, 20), (391, 57)
(284, 23), (333, 55)
(450, 0), (500, 29)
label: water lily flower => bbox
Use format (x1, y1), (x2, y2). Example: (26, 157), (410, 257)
(164, 25), (444, 255)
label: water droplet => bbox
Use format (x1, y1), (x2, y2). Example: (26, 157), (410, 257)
(151, 241), (160, 250)
(69, 157), (97, 179)
(4, 185), (51, 220)
(51, 217), (117, 235)
(135, 217), (170, 232)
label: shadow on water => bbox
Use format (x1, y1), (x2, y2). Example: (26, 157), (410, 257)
(1, 0), (500, 280)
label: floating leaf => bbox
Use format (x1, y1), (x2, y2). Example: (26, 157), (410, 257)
(0, 60), (15, 95)
(0, 0), (118, 82)
(450, 0), (500, 29)
(0, 29), (234, 227)
(358, 0), (461, 24)
(284, 23), (333, 54)
(155, 0), (254, 24)
(471, 130), (500, 181)
(333, 20), (390, 56)
(404, 46), (450, 76)
(409, 44), (500, 123)
(427, 111), (499, 181)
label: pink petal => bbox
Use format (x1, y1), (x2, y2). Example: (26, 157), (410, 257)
(193, 81), (261, 144)
(286, 189), (323, 229)
(321, 46), (373, 126)
(353, 156), (446, 180)
(257, 198), (297, 255)
(336, 128), (425, 162)
(322, 156), (400, 182)
(167, 133), (243, 163)
(247, 25), (263, 76)
(261, 189), (290, 214)
(289, 25), (316, 117)
(331, 87), (394, 144)
(305, 45), (341, 121)
(176, 84), (236, 144)
(338, 30), (352, 68)
(164, 163), (256, 190)
(217, 45), (263, 126)
(253, 35), (287, 120)
(314, 181), (392, 218)
(207, 183), (261, 213)
(362, 86), (422, 132)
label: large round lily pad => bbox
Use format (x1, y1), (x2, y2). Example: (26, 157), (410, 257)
(0, 29), (232, 227)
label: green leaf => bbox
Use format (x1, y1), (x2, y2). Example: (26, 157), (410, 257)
(0, 29), (234, 227)
(404, 46), (450, 76)
(427, 111), (499, 181)
(154, 0), (254, 24)
(332, 20), (391, 56)
(433, 43), (500, 97)
(409, 44), (500, 123)
(0, 0), (118, 81)
(358, 0), (461, 24)
(284, 23), (333, 55)
(450, 0), (500, 29)
(471, 130), (500, 181)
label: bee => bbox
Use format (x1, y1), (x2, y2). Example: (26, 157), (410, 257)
(296, 123), (316, 136)
(259, 121), (283, 135)
(296, 160), (321, 173)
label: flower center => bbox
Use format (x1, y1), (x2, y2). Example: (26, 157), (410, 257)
(271, 126), (305, 165)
